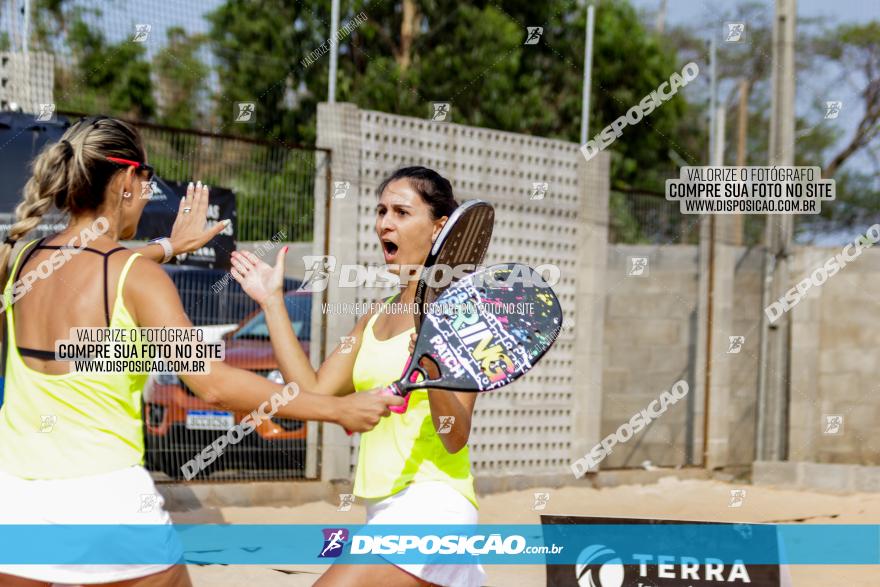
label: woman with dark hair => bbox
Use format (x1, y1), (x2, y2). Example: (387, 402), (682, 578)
(231, 166), (486, 586)
(0, 116), (402, 587)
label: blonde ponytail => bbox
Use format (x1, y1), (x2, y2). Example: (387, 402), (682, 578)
(0, 116), (145, 297)
(0, 140), (73, 288)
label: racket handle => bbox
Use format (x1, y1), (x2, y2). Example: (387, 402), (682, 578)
(345, 384), (409, 435)
(382, 384), (409, 414)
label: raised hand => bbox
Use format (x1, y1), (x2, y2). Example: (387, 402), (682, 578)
(169, 181), (229, 255)
(230, 248), (287, 306)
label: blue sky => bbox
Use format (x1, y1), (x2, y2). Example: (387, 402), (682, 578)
(632, 0), (875, 26)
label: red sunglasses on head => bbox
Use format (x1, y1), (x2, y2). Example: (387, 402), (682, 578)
(106, 156), (155, 180)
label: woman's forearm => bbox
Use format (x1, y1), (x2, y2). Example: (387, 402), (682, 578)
(261, 294), (321, 393)
(427, 389), (472, 453)
(183, 362), (337, 422)
(131, 242), (166, 263)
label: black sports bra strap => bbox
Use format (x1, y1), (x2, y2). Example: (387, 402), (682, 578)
(102, 247), (128, 326)
(10, 241), (131, 359)
(17, 346), (56, 361)
(14, 237), (47, 283)
(36, 245), (107, 255)
(4, 238), (46, 375)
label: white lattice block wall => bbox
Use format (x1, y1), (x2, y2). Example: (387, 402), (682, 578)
(0, 52), (54, 114)
(340, 108), (606, 478)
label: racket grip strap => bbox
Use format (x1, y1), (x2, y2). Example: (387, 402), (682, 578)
(346, 385), (409, 435)
(382, 384), (409, 414)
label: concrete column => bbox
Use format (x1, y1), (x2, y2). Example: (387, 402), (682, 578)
(703, 217), (737, 469)
(758, 0), (798, 461)
(570, 151), (609, 472)
(314, 102), (363, 481)
(787, 248), (822, 461)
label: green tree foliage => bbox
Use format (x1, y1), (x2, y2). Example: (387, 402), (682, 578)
(585, 1), (688, 186)
(62, 19), (155, 118)
(28, 0), (155, 119)
(154, 27), (209, 129)
(206, 0), (327, 142)
(205, 0), (690, 189)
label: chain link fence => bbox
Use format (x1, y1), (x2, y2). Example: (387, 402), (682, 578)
(610, 189), (766, 246)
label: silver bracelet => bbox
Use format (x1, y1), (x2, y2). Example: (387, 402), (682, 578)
(149, 237), (174, 264)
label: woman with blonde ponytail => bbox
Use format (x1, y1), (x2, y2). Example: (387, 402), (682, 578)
(0, 116), (402, 587)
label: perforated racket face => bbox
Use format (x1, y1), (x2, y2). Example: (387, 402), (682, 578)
(400, 263), (562, 394)
(414, 200), (494, 329)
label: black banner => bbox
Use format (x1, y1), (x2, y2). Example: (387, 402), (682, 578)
(135, 178), (237, 270)
(541, 516), (783, 587)
(0, 112), (70, 214)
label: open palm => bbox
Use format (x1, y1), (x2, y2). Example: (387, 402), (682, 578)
(230, 249), (286, 305)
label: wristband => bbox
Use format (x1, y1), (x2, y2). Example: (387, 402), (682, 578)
(149, 237), (174, 264)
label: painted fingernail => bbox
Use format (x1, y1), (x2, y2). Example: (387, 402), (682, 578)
(196, 181), (202, 189)
(283, 246), (289, 253)
(188, 181), (194, 190)
(222, 219), (231, 227)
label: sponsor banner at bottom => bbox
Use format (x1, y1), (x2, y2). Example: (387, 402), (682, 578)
(0, 524), (876, 566)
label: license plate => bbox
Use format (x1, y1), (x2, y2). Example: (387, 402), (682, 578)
(186, 410), (234, 431)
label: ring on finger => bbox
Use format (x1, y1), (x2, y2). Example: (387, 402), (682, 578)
(183, 207), (192, 214)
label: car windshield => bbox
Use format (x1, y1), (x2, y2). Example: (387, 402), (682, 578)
(232, 295), (310, 340)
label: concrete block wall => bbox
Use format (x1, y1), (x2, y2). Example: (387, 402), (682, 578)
(789, 245), (880, 466)
(600, 244), (765, 470)
(753, 460), (880, 493)
(727, 248), (764, 466)
(315, 103), (610, 482)
(314, 103), (364, 480)
(600, 245), (700, 468)
(311, 103), (880, 483)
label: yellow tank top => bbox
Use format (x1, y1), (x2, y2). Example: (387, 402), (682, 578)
(0, 241), (148, 479)
(352, 301), (477, 507)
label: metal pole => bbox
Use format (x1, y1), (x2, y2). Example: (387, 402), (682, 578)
(22, 0), (29, 55)
(328, 0), (340, 104)
(9, 0), (20, 53)
(580, 4), (595, 145)
(655, 0), (668, 34)
(702, 105), (725, 467)
(708, 38), (717, 165)
(733, 79), (750, 245)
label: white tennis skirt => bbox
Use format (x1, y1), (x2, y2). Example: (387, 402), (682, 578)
(364, 481), (487, 587)
(0, 465), (183, 584)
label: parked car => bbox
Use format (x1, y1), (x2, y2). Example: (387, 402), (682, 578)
(143, 266), (311, 479)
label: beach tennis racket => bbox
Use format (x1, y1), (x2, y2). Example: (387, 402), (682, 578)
(386, 262), (562, 413)
(413, 199), (494, 330)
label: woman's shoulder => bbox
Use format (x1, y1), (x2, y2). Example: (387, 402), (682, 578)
(353, 292), (401, 332)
